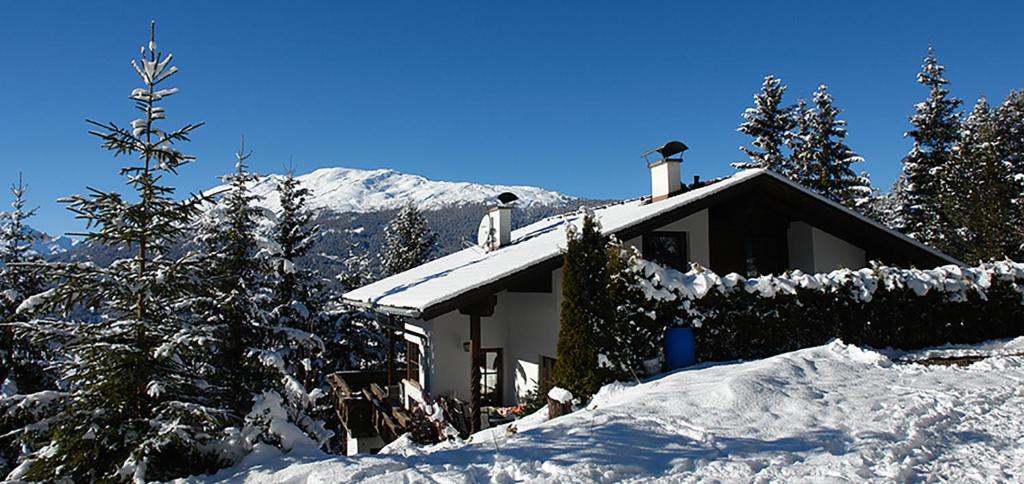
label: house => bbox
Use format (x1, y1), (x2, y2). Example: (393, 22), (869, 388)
(341, 142), (959, 433)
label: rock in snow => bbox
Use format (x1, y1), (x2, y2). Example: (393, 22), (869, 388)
(208, 166), (574, 215)
(184, 337), (1024, 483)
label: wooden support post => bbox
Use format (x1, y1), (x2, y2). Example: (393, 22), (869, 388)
(468, 313), (482, 434)
(459, 295), (495, 435)
(386, 315), (396, 385)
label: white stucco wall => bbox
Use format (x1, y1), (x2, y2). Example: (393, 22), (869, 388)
(787, 220), (865, 272)
(787, 221), (816, 273)
(811, 225), (866, 271)
(625, 209), (710, 268)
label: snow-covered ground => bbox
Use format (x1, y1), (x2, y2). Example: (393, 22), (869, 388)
(185, 339), (1024, 483)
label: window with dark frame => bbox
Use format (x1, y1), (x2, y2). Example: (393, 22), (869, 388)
(479, 348), (503, 406)
(642, 231), (688, 271)
(406, 340), (421, 384)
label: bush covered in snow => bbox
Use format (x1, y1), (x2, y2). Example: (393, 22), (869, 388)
(619, 244), (1024, 362)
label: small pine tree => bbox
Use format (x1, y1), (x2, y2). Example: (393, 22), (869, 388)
(0, 175), (46, 388)
(14, 22), (228, 482)
(0, 174), (49, 477)
(379, 203), (437, 276)
(796, 85), (871, 207)
(602, 239), (663, 381)
(265, 170), (335, 446)
(734, 75), (797, 176)
(553, 209), (611, 399)
(895, 46), (963, 244)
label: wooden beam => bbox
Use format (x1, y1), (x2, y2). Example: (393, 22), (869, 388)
(468, 313), (482, 434)
(386, 315), (396, 385)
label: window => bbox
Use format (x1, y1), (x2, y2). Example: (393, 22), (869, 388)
(406, 341), (421, 384)
(479, 348), (503, 406)
(642, 231), (688, 271)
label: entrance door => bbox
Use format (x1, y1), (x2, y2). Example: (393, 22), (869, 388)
(479, 348), (503, 406)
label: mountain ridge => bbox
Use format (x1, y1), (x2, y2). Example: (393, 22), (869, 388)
(210, 166), (576, 214)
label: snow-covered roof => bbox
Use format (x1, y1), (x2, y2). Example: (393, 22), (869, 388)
(342, 168), (959, 319)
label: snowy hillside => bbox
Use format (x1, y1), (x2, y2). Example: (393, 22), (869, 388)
(187, 338), (1024, 482)
(211, 167), (575, 214)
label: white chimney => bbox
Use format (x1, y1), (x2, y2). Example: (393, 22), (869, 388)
(488, 206), (512, 248)
(477, 192), (518, 251)
(642, 140), (688, 202)
(649, 158), (682, 202)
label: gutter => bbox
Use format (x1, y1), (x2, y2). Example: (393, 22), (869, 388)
(342, 298), (423, 319)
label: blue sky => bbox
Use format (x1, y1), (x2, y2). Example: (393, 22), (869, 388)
(1, 1), (1022, 234)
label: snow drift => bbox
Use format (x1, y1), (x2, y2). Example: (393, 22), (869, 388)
(185, 338), (1024, 483)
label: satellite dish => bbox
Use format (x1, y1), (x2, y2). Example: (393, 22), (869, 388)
(476, 214), (494, 250)
(497, 192), (519, 205)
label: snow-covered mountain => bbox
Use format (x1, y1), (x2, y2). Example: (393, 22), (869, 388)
(30, 229), (79, 258)
(212, 167), (575, 214)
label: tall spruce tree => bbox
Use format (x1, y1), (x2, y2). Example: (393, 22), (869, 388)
(553, 209), (611, 399)
(734, 75), (797, 176)
(940, 98), (1022, 262)
(994, 90), (1024, 256)
(795, 85), (871, 207)
(379, 203), (437, 276)
(895, 46), (963, 244)
(11, 22), (228, 482)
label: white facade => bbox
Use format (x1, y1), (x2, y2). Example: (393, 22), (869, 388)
(403, 210), (874, 407)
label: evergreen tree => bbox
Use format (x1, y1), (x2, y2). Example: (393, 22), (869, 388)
(12, 22), (228, 482)
(602, 239), (663, 381)
(195, 140), (272, 422)
(0, 175), (49, 478)
(793, 85), (871, 207)
(734, 75), (797, 176)
(0, 175), (45, 388)
(194, 147), (330, 458)
(940, 98), (1023, 262)
(993, 91), (1024, 255)
(379, 203), (437, 276)
(553, 209), (611, 399)
(895, 46), (963, 244)
(265, 170), (335, 445)
(331, 247), (388, 371)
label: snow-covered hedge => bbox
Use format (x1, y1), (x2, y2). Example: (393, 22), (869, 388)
(628, 256), (1024, 361)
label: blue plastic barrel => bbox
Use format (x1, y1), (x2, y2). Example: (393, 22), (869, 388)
(664, 327), (696, 369)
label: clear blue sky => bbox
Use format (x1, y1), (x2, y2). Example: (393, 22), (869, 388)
(2, 1), (1022, 234)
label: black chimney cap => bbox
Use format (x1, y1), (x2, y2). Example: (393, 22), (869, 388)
(641, 140), (689, 162)
(497, 192), (519, 205)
